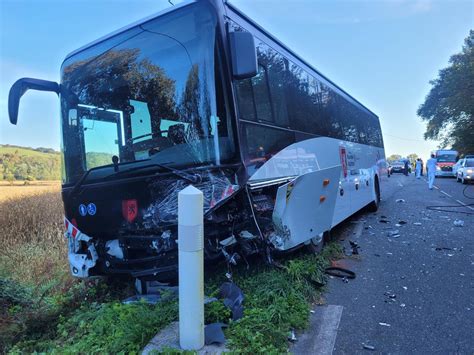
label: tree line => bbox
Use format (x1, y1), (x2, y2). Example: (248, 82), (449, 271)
(0, 145), (61, 182)
(418, 30), (474, 155)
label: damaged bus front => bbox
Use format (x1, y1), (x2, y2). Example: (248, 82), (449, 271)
(8, 0), (385, 281)
(58, 1), (256, 279)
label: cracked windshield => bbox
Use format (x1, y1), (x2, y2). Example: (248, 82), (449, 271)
(60, 2), (234, 184)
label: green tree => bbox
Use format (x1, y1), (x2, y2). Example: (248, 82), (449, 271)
(417, 30), (474, 155)
(387, 154), (402, 162)
(407, 153), (419, 163)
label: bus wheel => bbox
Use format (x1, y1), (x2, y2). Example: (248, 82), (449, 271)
(367, 176), (380, 212)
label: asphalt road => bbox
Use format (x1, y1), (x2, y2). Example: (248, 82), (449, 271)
(324, 173), (474, 354)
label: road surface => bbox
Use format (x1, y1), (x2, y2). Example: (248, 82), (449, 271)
(305, 173), (474, 354)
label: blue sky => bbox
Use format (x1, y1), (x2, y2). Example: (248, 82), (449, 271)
(0, 0), (472, 159)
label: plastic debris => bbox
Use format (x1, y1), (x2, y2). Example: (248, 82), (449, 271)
(400, 303), (406, 308)
(384, 292), (396, 299)
(453, 219), (464, 227)
(413, 222), (422, 226)
(387, 230), (400, 238)
(363, 344), (376, 351)
(204, 297), (218, 305)
(204, 323), (227, 345)
(396, 199), (406, 203)
(288, 329), (297, 342)
(398, 220), (407, 225)
(435, 247), (452, 251)
(349, 240), (360, 255)
(379, 219), (389, 224)
(310, 310), (315, 314)
(395, 224), (402, 227)
(379, 322), (391, 327)
(219, 282), (245, 321)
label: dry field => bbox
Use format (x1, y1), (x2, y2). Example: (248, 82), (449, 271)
(0, 181), (67, 285)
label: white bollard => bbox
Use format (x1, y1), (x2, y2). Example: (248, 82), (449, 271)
(178, 185), (204, 350)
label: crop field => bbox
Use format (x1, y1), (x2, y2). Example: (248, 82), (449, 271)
(0, 181), (342, 353)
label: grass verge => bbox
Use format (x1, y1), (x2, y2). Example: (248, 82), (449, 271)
(2, 243), (341, 353)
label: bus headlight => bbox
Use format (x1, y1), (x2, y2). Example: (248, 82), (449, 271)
(467, 169), (473, 174)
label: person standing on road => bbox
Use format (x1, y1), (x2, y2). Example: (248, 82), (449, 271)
(415, 158), (422, 179)
(420, 159), (424, 176)
(427, 154), (437, 189)
(404, 159), (409, 176)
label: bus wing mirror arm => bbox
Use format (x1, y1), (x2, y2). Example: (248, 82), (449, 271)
(229, 31), (258, 80)
(8, 77), (60, 125)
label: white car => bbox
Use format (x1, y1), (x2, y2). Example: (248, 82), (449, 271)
(456, 158), (474, 184)
(452, 159), (464, 177)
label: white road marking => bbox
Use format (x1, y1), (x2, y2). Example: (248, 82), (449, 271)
(440, 190), (452, 198)
(313, 305), (344, 355)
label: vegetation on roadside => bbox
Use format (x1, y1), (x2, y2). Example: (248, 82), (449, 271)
(0, 183), (342, 353)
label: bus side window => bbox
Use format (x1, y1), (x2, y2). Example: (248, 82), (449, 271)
(251, 64), (274, 123)
(235, 78), (257, 122)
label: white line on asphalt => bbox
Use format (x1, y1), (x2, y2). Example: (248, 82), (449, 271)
(440, 190), (452, 198)
(455, 199), (474, 211)
(313, 305), (343, 355)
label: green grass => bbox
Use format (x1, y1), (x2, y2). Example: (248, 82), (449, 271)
(2, 243), (342, 353)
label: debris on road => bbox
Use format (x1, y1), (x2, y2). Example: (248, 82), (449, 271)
(453, 219), (464, 227)
(398, 220), (407, 225)
(363, 343), (376, 351)
(413, 222), (422, 226)
(219, 282), (245, 321)
(204, 323), (227, 345)
(349, 240), (360, 255)
(400, 303), (406, 308)
(379, 322), (391, 327)
(325, 267), (356, 279)
(396, 199), (406, 203)
(288, 329), (297, 342)
(387, 230), (400, 238)
(436, 247), (449, 252)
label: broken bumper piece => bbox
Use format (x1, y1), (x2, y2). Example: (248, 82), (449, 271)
(64, 217), (98, 278)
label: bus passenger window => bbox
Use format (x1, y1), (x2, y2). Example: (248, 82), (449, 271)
(251, 65), (273, 122)
(235, 79), (257, 121)
(243, 123), (295, 169)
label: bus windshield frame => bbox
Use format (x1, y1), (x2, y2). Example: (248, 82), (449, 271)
(59, 2), (235, 185)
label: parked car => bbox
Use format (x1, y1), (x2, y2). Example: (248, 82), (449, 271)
(389, 160), (411, 174)
(452, 158), (465, 177)
(456, 158), (474, 184)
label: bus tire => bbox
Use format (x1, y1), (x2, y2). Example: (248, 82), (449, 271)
(367, 176), (380, 212)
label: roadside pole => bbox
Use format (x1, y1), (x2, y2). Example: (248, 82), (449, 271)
(178, 185), (204, 350)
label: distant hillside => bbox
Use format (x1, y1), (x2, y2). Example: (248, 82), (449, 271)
(0, 145), (61, 181)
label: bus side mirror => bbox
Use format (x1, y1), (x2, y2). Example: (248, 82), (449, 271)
(229, 31), (258, 80)
(8, 77), (60, 125)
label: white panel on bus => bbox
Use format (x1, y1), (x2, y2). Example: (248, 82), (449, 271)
(271, 165), (341, 250)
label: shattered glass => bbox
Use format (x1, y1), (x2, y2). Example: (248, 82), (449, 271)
(143, 170), (239, 227)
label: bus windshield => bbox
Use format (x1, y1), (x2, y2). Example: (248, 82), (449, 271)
(60, 3), (234, 184)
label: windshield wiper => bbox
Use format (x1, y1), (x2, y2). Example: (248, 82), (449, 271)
(105, 162), (201, 184)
